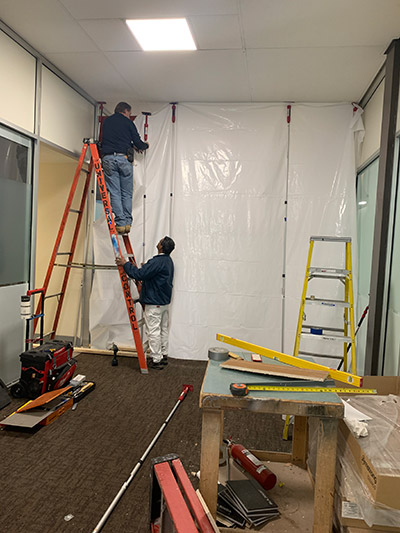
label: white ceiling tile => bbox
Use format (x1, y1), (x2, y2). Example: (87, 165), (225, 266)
(240, 0), (400, 48)
(78, 19), (141, 51)
(188, 15), (242, 49)
(60, 0), (238, 20)
(246, 46), (385, 102)
(105, 50), (251, 102)
(0, 0), (97, 53)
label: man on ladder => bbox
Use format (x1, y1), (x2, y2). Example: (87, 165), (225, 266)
(116, 237), (175, 370)
(101, 101), (149, 234)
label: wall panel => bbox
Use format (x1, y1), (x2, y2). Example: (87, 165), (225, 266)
(41, 66), (95, 154)
(0, 30), (35, 133)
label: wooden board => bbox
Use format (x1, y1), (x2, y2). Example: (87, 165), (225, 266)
(17, 385), (72, 412)
(220, 359), (329, 382)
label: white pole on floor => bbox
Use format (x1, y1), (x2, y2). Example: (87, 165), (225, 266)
(92, 384), (192, 533)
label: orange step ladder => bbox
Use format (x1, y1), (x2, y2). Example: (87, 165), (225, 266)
(35, 139), (148, 374)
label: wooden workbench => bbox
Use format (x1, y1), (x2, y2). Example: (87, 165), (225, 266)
(199, 357), (344, 533)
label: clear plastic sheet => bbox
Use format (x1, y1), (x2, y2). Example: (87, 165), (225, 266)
(309, 396), (400, 528)
(343, 395), (400, 476)
(336, 429), (400, 528)
(89, 103), (360, 360)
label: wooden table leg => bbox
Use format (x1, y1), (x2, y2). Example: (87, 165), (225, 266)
(292, 416), (308, 468)
(313, 417), (338, 533)
(199, 409), (223, 518)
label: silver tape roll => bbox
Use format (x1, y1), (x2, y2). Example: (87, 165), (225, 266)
(208, 347), (229, 361)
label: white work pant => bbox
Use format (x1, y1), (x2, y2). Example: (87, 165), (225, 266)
(144, 304), (169, 363)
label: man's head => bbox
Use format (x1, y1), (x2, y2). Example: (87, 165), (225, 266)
(157, 236), (175, 255)
(114, 102), (131, 118)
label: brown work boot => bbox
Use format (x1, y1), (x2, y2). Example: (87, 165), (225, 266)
(116, 225), (125, 234)
(125, 225), (131, 233)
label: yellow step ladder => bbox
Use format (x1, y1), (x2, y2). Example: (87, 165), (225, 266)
(283, 236), (357, 440)
(293, 236), (356, 374)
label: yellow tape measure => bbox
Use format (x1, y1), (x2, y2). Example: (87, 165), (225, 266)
(230, 383), (376, 397)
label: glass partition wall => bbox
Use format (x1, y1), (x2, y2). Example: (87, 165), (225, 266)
(357, 139), (400, 376)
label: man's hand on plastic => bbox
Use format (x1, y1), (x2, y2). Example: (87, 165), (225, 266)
(115, 256), (126, 267)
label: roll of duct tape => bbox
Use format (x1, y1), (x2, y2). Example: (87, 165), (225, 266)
(208, 347), (229, 361)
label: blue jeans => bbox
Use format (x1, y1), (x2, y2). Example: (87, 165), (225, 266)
(102, 155), (133, 227)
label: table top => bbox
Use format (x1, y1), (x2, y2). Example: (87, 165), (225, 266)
(200, 355), (344, 418)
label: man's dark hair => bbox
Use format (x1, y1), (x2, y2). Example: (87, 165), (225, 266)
(161, 236), (175, 255)
(114, 102), (131, 114)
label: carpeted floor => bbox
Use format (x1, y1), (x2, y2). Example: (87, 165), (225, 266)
(0, 353), (291, 533)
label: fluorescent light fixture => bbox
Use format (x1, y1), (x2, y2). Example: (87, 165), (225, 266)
(126, 18), (197, 51)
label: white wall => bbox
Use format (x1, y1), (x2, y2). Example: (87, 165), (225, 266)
(41, 66), (95, 154)
(0, 30), (36, 133)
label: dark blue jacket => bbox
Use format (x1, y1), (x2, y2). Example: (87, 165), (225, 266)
(101, 113), (149, 155)
(123, 254), (174, 305)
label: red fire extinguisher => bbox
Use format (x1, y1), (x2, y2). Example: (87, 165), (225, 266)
(227, 441), (277, 490)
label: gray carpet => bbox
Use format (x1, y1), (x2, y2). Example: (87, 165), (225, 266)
(0, 353), (290, 533)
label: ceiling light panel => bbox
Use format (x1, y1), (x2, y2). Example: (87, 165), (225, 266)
(126, 18), (197, 51)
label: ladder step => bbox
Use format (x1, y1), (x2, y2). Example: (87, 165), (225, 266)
(303, 325), (344, 333)
(69, 208), (82, 214)
(309, 267), (348, 275)
(298, 351), (343, 360)
(45, 292), (64, 299)
(306, 297), (350, 308)
(310, 236), (351, 243)
(56, 252), (72, 256)
(301, 332), (353, 342)
(309, 274), (347, 281)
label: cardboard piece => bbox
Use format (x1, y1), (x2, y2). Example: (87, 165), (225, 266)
(338, 376), (400, 511)
(220, 358), (329, 382)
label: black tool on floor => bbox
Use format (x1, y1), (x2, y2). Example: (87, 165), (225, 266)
(92, 384), (193, 533)
(111, 344), (118, 366)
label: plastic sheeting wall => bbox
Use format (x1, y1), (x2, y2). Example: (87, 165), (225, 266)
(90, 103), (359, 364)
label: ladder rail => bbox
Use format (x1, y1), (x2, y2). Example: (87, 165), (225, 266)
(34, 143), (89, 330)
(293, 239), (314, 357)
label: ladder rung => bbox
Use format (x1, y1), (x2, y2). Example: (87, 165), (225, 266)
(69, 208), (82, 214)
(310, 236), (351, 243)
(309, 274), (347, 281)
(305, 298), (350, 308)
(56, 252), (72, 256)
(298, 351), (343, 360)
(303, 325), (344, 333)
(301, 332), (353, 342)
(309, 267), (348, 275)
(55, 262), (117, 270)
(45, 292), (63, 299)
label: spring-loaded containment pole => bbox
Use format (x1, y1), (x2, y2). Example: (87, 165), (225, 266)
(92, 385), (193, 533)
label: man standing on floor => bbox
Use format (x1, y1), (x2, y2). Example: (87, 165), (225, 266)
(116, 236), (175, 370)
(101, 102), (149, 234)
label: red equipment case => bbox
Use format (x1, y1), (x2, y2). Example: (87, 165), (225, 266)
(11, 340), (76, 399)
